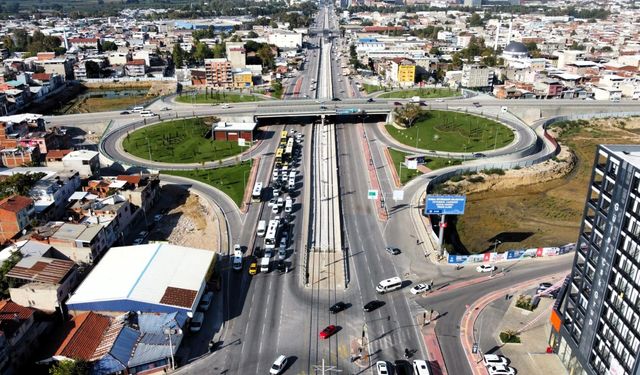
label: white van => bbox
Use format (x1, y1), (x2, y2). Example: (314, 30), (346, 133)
(190, 312), (205, 333)
(132, 106), (144, 112)
(376, 277), (402, 294)
(413, 360), (432, 375)
(257, 220), (267, 237)
(285, 197), (293, 213)
(140, 110), (156, 117)
(232, 250), (243, 271)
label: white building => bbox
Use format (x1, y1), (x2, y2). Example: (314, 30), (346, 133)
(267, 30), (303, 49)
(62, 150), (99, 178)
(592, 86), (622, 101)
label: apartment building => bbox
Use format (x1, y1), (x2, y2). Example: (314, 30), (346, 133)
(461, 64), (494, 89)
(552, 144), (640, 375)
(204, 58), (233, 88)
(0, 195), (35, 242)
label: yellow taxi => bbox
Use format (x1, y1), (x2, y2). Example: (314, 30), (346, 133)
(248, 262), (258, 275)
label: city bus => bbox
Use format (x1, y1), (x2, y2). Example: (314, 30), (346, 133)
(275, 148), (284, 164)
(280, 130), (288, 142)
(252, 182), (263, 202)
(284, 138), (294, 160)
(264, 220), (280, 249)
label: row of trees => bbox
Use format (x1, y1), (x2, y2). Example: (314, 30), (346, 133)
(2, 29), (64, 56)
(172, 39), (275, 69)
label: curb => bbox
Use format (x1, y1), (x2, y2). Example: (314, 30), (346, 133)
(240, 157), (261, 213)
(360, 123), (388, 221)
(419, 316), (448, 375)
(384, 147), (402, 188)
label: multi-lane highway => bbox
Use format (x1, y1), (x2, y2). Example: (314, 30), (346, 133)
(48, 3), (596, 375)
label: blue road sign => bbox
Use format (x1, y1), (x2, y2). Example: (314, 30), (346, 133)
(425, 195), (466, 215)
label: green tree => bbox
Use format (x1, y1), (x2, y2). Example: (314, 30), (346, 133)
(257, 44), (275, 68)
(247, 31), (259, 38)
(271, 80), (283, 98)
(85, 61), (101, 78)
(394, 103), (422, 128)
(193, 42), (213, 62)
(49, 360), (91, 375)
(101, 41), (118, 51)
(212, 42), (226, 58)
(468, 13), (484, 27)
(429, 46), (441, 56)
(172, 43), (185, 67)
(0, 252), (22, 296)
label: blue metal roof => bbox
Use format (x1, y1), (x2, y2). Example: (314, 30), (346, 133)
(138, 311), (188, 334)
(358, 38), (378, 43)
(92, 354), (126, 375)
(111, 326), (139, 364)
(128, 333), (182, 368)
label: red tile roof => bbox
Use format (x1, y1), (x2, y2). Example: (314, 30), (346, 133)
(69, 38), (98, 44)
(0, 300), (35, 339)
(55, 312), (111, 360)
(127, 59), (146, 66)
(46, 149), (72, 160)
(0, 195), (33, 214)
(159, 286), (198, 308)
(31, 73), (52, 81)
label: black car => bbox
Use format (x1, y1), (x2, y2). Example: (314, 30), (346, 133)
(331, 97), (341, 101)
(329, 302), (347, 314)
(120, 111), (130, 115)
(473, 152), (487, 158)
(277, 260), (286, 273)
(394, 360), (413, 375)
(363, 300), (384, 312)
(367, 98), (375, 102)
(385, 246), (400, 255)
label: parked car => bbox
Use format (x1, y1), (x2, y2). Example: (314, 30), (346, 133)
(476, 264), (497, 273)
(198, 291), (214, 311)
(319, 325), (337, 339)
(410, 283), (431, 295)
(483, 354), (509, 368)
(367, 98), (375, 102)
(385, 246), (400, 255)
(329, 302), (347, 314)
(473, 152), (487, 158)
(375, 361), (389, 375)
(537, 282), (553, 294)
(364, 300), (384, 312)
(394, 360), (413, 375)
(487, 365), (516, 375)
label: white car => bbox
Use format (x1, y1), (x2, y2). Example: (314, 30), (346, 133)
(375, 361), (389, 375)
(276, 197), (284, 208)
(270, 355), (288, 374)
(410, 283), (431, 295)
(435, 98), (444, 102)
(483, 354), (509, 368)
(268, 199), (277, 207)
(221, 103), (231, 109)
(234, 244), (241, 252)
(487, 365), (516, 375)
(476, 264), (498, 273)
(271, 205), (280, 214)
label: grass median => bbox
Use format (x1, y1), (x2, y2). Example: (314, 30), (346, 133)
(162, 162), (251, 207)
(388, 148), (461, 184)
(122, 117), (243, 163)
(385, 110), (514, 152)
(378, 88), (458, 99)
(175, 92), (263, 104)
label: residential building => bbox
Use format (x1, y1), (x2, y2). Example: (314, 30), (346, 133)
(30, 222), (108, 264)
(389, 58), (416, 85)
(0, 146), (40, 168)
(34, 58), (73, 80)
(29, 170), (81, 220)
(461, 64), (494, 89)
(552, 144), (640, 375)
(592, 86), (622, 101)
(66, 243), (217, 315)
(226, 42), (246, 68)
(124, 59), (147, 77)
(47, 311), (186, 374)
(0, 300), (46, 374)
(114, 174), (160, 212)
(204, 58), (233, 88)
(7, 255), (78, 313)
(0, 196), (34, 243)
(62, 150), (99, 178)
(232, 69), (253, 88)
(68, 38), (100, 50)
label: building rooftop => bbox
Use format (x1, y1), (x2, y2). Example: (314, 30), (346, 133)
(66, 244), (216, 313)
(602, 145), (640, 167)
(55, 311), (111, 360)
(0, 195), (33, 213)
(63, 150), (99, 161)
(6, 256), (75, 284)
(213, 121), (257, 132)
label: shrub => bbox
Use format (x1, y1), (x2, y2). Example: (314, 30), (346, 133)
(515, 295), (534, 311)
(482, 168), (505, 175)
(467, 176), (485, 183)
(450, 175), (465, 182)
(500, 330), (521, 344)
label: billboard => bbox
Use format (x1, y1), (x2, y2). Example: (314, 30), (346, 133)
(425, 195), (466, 215)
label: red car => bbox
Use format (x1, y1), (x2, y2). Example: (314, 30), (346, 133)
(319, 325), (337, 339)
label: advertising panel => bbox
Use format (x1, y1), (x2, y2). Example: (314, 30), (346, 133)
(425, 195), (467, 215)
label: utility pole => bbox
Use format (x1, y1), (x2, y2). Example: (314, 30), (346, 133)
(312, 359), (342, 375)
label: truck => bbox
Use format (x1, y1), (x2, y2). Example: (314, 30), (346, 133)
(260, 257), (270, 273)
(410, 96), (421, 103)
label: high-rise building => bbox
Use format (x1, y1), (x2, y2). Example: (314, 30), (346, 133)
(552, 144), (640, 375)
(464, 0), (482, 7)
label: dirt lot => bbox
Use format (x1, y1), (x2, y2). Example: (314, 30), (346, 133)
(452, 117), (640, 253)
(150, 186), (220, 251)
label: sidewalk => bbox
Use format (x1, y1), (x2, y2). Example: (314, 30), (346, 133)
(417, 314), (448, 375)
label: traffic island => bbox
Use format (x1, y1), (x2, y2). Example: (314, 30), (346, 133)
(350, 337), (370, 368)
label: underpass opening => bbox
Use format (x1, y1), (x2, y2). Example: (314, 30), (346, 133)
(256, 114), (388, 127)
